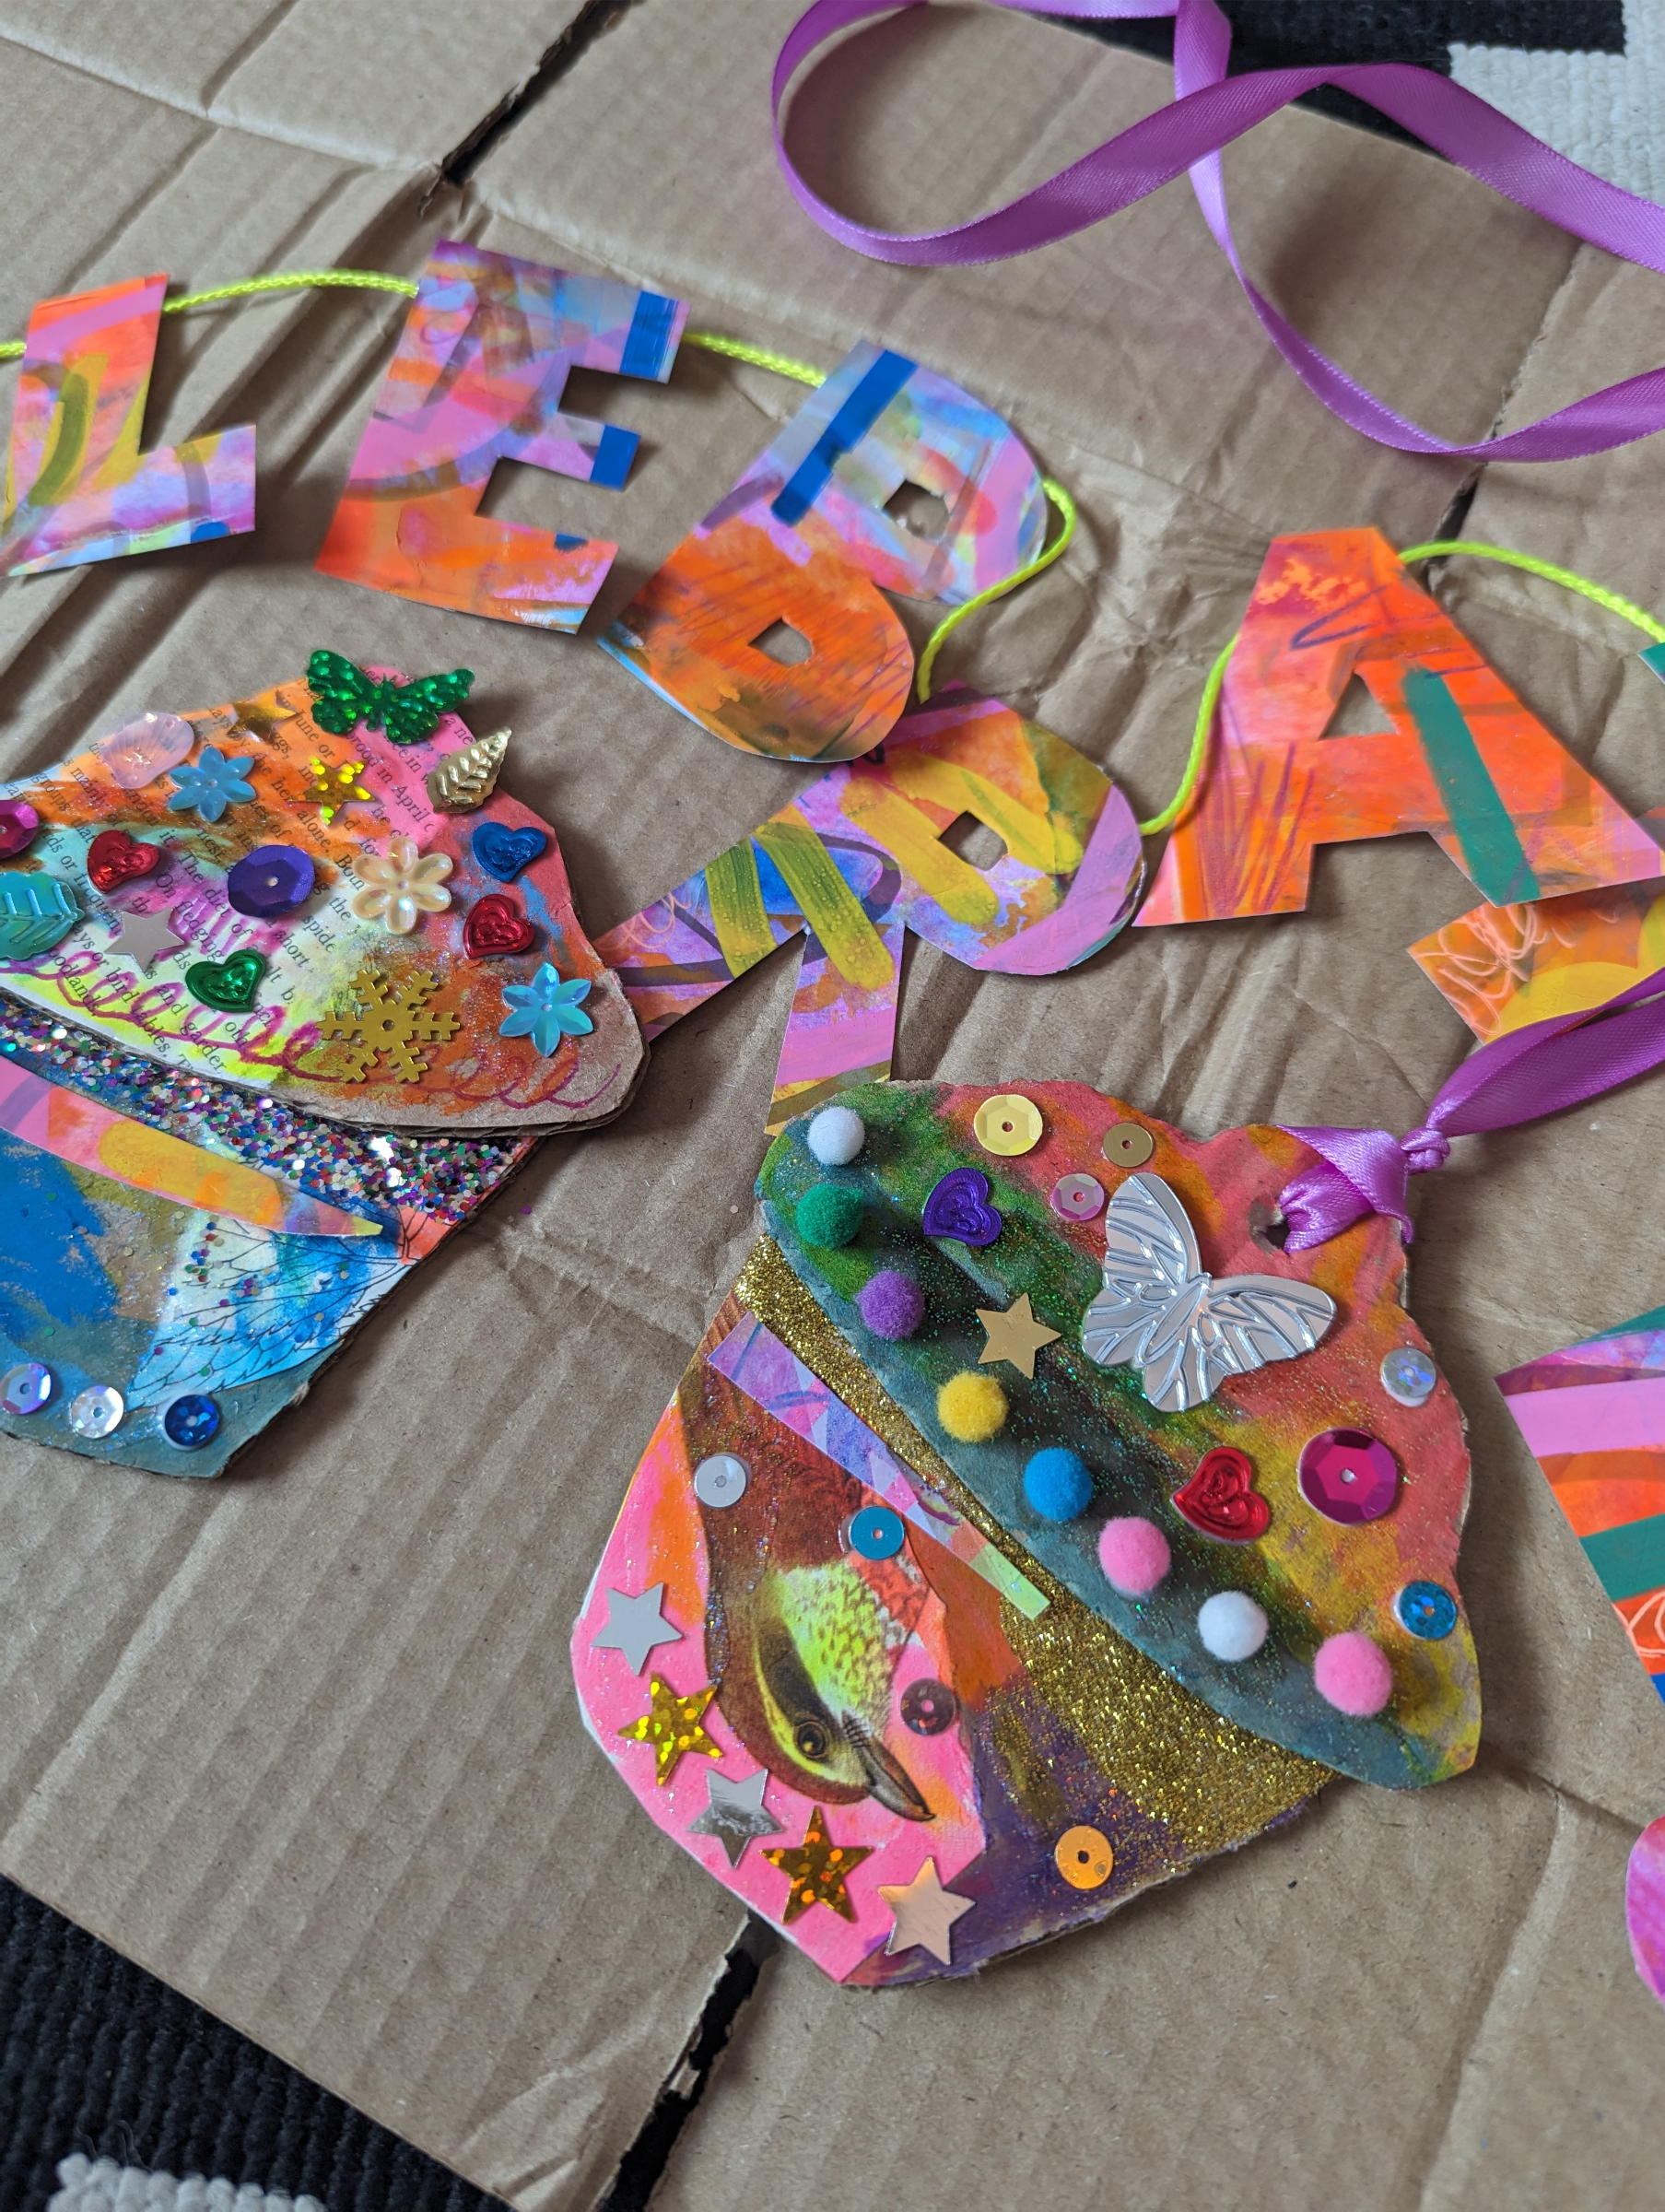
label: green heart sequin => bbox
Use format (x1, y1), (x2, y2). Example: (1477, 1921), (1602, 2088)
(185, 948), (267, 1012)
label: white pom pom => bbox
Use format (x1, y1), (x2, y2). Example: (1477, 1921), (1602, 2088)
(806, 1104), (866, 1166)
(1197, 1589), (1269, 1662)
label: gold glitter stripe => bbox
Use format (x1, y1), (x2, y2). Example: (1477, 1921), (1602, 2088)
(735, 1236), (1331, 1851)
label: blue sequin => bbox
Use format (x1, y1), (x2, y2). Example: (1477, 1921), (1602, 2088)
(162, 1393), (221, 1449)
(1395, 1580), (1458, 1640)
(848, 1505), (906, 1559)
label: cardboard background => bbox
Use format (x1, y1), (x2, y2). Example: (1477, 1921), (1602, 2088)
(2, 3), (1663, 2204)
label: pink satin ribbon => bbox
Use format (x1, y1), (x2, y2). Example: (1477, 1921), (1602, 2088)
(1279, 970), (1665, 1248)
(774, 0), (1665, 458)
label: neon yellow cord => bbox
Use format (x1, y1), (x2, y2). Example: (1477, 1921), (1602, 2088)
(1399, 537), (1665, 643)
(683, 330), (826, 385)
(0, 268), (420, 360)
(914, 478), (1076, 702)
(1140, 632), (1236, 837)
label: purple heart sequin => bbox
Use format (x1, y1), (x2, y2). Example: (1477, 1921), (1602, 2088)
(921, 1166), (1002, 1248)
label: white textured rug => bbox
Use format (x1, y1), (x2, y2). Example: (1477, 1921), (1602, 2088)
(48, 2157), (326, 2212)
(1452, 1), (1665, 199)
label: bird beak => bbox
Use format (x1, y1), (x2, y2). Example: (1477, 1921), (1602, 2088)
(845, 1714), (932, 1821)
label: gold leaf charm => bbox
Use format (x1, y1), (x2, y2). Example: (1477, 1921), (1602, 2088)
(425, 727), (510, 814)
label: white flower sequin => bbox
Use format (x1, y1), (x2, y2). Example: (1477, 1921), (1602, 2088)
(349, 834), (452, 935)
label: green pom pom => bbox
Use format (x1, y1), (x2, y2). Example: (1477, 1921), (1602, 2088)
(795, 1181), (864, 1249)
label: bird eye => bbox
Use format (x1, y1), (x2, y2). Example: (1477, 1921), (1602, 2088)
(793, 1720), (829, 1760)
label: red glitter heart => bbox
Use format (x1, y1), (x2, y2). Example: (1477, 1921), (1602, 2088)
(463, 892), (534, 959)
(87, 828), (161, 894)
(1171, 1447), (1271, 1542)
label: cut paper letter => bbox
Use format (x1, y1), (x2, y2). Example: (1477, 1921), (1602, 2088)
(1498, 1310), (1665, 1706)
(0, 273), (254, 576)
(600, 343), (1047, 761)
(596, 688), (1143, 1130)
(1138, 529), (1660, 925)
(316, 241), (687, 631)
(1409, 871), (1665, 1041)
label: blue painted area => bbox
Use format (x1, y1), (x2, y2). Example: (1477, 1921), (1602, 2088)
(0, 1132), (116, 1336)
(620, 289), (681, 381)
(188, 519), (231, 543)
(771, 349), (915, 528)
(589, 423), (638, 490)
(1401, 665), (1540, 905)
(554, 531), (588, 551)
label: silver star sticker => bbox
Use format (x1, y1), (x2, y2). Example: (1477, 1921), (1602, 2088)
(111, 902), (187, 973)
(687, 1767), (781, 1867)
(589, 1583), (682, 1674)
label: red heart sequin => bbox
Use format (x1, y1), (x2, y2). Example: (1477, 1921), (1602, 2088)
(463, 892), (534, 959)
(1172, 1447), (1271, 1542)
(87, 828), (161, 894)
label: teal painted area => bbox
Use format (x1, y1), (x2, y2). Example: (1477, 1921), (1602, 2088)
(1402, 665), (1540, 905)
(1583, 1512), (1665, 1603)
(1639, 641), (1665, 684)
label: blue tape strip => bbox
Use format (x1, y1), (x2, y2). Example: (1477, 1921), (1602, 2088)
(590, 423), (638, 490)
(620, 291), (680, 382)
(770, 349), (916, 529)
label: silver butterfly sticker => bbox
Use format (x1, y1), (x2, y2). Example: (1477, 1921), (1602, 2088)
(1081, 1172), (1336, 1413)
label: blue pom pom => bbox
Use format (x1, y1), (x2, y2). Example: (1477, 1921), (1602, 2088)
(1023, 1445), (1093, 1523)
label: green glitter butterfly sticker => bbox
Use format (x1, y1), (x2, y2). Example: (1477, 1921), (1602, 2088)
(306, 650), (475, 747)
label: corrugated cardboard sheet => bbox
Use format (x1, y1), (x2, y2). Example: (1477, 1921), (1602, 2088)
(1, 3), (1662, 2205)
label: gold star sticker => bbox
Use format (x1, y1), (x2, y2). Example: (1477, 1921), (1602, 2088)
(879, 1856), (975, 1965)
(306, 754), (372, 825)
(976, 1291), (1060, 1379)
(762, 1806), (874, 1924)
(617, 1675), (722, 1785)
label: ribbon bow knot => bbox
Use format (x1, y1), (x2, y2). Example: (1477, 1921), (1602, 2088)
(1275, 972), (1665, 1249)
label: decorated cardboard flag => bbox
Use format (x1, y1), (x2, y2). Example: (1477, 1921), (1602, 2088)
(598, 687), (1143, 1129)
(0, 659), (642, 1133)
(601, 345), (1047, 761)
(577, 1075), (1482, 1980)
(1138, 529), (1660, 925)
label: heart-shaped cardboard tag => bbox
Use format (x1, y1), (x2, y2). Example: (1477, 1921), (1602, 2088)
(1172, 1447), (1271, 1541)
(185, 948), (266, 1011)
(463, 892), (535, 959)
(87, 827), (161, 893)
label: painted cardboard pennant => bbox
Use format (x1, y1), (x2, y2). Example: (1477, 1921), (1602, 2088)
(1138, 529), (1660, 926)
(0, 992), (533, 1477)
(1497, 1308), (1665, 1704)
(597, 688), (1143, 1131)
(574, 1258), (1330, 1984)
(0, 670), (642, 1132)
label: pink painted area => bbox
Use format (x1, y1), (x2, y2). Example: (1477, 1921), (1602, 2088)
(1625, 1817), (1665, 2006)
(1500, 1375), (1665, 1460)
(570, 1339), (987, 1982)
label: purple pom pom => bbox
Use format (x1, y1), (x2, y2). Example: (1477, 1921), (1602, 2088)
(858, 1269), (925, 1341)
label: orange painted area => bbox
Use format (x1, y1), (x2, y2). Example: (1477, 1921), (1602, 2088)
(315, 484), (613, 629)
(1533, 1451), (1665, 1537)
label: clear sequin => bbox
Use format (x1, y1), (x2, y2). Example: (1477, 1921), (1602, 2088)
(1381, 1346), (1437, 1407)
(693, 1453), (749, 1507)
(1, 1361), (53, 1417)
(67, 1384), (124, 1439)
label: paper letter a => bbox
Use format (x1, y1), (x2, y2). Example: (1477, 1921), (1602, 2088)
(1138, 528), (1660, 925)
(0, 274), (254, 577)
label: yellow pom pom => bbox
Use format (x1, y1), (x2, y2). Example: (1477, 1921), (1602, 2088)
(936, 1370), (1008, 1442)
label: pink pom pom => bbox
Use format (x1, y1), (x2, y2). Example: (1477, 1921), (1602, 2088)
(1313, 1631), (1394, 1717)
(1096, 1515), (1170, 1596)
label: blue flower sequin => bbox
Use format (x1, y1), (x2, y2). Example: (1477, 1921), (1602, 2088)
(499, 963), (594, 1056)
(166, 747), (257, 822)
